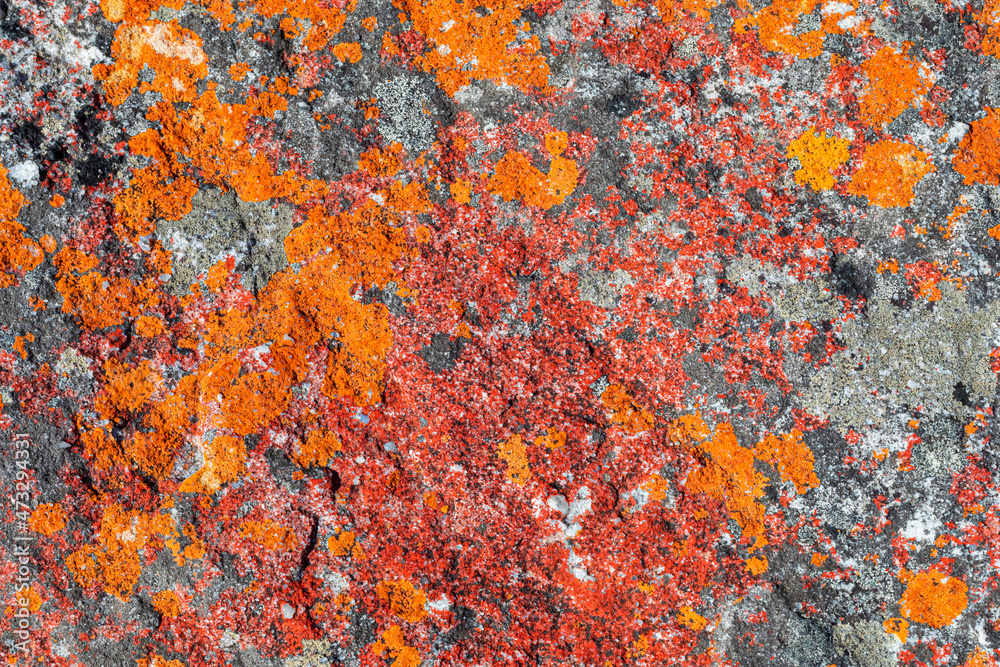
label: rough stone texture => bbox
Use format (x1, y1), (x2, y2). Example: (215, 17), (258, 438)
(0, 0), (999, 665)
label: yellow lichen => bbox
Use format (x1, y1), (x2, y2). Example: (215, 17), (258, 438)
(847, 140), (933, 208)
(786, 128), (850, 191)
(899, 570), (968, 628)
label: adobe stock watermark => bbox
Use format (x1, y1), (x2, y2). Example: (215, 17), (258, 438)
(7, 432), (34, 656)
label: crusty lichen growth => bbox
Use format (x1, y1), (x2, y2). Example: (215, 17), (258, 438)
(804, 282), (1000, 431)
(786, 129), (850, 191)
(952, 107), (1000, 186)
(899, 570), (968, 628)
(847, 140), (933, 208)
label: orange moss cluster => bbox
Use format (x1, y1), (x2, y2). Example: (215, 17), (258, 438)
(857, 44), (933, 128)
(953, 108), (1000, 186)
(601, 384), (654, 434)
(394, 0), (550, 96)
(847, 140), (933, 207)
(899, 570), (968, 628)
(376, 578), (429, 623)
(786, 128), (850, 191)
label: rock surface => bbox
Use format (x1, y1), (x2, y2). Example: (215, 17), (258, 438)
(1, 0), (999, 665)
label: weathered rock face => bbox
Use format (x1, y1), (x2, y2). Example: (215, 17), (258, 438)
(1, 0), (999, 665)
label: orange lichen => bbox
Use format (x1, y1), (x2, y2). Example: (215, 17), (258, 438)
(13, 333), (33, 359)
(93, 21), (208, 106)
(328, 530), (357, 557)
(786, 129), (850, 191)
(498, 434), (531, 485)
(963, 650), (1000, 667)
(978, 0), (1000, 58)
(857, 44), (933, 128)
(0, 165), (43, 289)
(450, 179), (471, 204)
(28, 503), (67, 536)
(68, 504), (175, 600)
(677, 606), (707, 631)
(488, 151), (578, 210)
(899, 570), (968, 628)
(49, 194), (65, 208)
(745, 555), (768, 575)
(81, 427), (127, 470)
(152, 590), (181, 617)
(534, 426), (566, 450)
(601, 384), (654, 434)
(754, 429), (819, 494)
(137, 656), (186, 667)
(115, 88), (326, 237)
(376, 579), (429, 623)
(953, 108), (1000, 186)
(229, 62), (251, 80)
(883, 617), (909, 643)
(293, 429), (342, 467)
(180, 434), (248, 493)
(735, 0), (823, 59)
(239, 519), (298, 551)
(373, 624), (422, 667)
(99, 0), (184, 23)
(54, 247), (157, 330)
(683, 419), (769, 551)
(395, 0), (549, 96)
(135, 315), (167, 337)
(96, 359), (161, 418)
(640, 474), (672, 503)
(333, 42), (363, 63)
(847, 140), (933, 207)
